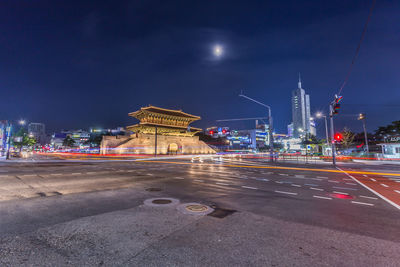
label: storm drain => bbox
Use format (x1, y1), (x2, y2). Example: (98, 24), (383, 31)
(176, 203), (214, 216)
(208, 208), (237, 219)
(144, 197), (180, 207)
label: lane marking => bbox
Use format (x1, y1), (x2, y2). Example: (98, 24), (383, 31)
(345, 182), (357, 186)
(256, 178), (269, 182)
(242, 186), (258, 190)
(136, 160), (400, 177)
(278, 173), (288, 176)
(194, 179), (204, 182)
(317, 176), (328, 179)
(174, 177), (185, 180)
(295, 175), (305, 178)
(351, 201), (374, 206)
(310, 187), (324, 191)
(275, 181), (283, 184)
(328, 180), (339, 183)
(333, 191), (349, 195)
(71, 173), (81, 175)
(86, 172), (96, 174)
(275, 190), (297, 195)
(359, 195), (378, 200)
(291, 184), (301, 187)
(370, 178), (376, 182)
(395, 190), (400, 194)
(21, 174), (37, 177)
(304, 183), (319, 187)
(380, 183), (389, 188)
(313, 195), (332, 200)
(51, 173), (62, 176)
(337, 167), (400, 210)
(333, 186), (357, 191)
(363, 175), (368, 177)
(216, 182), (230, 186)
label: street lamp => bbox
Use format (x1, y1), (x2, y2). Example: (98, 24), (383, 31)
(316, 112), (329, 146)
(358, 113), (369, 154)
(239, 93), (274, 162)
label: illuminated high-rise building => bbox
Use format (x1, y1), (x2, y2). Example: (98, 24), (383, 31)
(291, 74), (311, 138)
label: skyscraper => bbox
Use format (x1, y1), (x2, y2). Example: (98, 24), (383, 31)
(291, 74), (311, 138)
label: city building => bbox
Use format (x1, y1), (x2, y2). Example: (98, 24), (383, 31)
(28, 122), (47, 145)
(101, 106), (215, 154)
(226, 123), (269, 151)
(50, 129), (90, 149)
(291, 75), (312, 138)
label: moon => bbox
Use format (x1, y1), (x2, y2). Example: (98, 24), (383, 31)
(212, 44), (223, 57)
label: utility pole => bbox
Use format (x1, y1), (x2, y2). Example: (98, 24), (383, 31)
(358, 113), (369, 154)
(5, 122), (12, 160)
(239, 93), (274, 162)
(329, 104), (336, 166)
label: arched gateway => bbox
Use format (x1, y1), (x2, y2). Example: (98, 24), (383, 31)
(100, 106), (215, 155)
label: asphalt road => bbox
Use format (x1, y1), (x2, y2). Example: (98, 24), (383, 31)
(1, 156), (400, 266)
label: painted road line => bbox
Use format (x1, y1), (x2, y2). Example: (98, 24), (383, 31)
(316, 176), (328, 179)
(304, 184), (319, 187)
(313, 195), (332, 200)
(256, 178), (269, 182)
(194, 179), (204, 182)
(395, 190), (400, 194)
(51, 173), (62, 176)
(174, 177), (185, 180)
(216, 182), (230, 186)
(71, 173), (81, 175)
(351, 201), (374, 206)
(275, 181), (283, 184)
(127, 170), (134, 172)
(380, 183), (389, 188)
(0, 175), (9, 178)
(333, 191), (349, 195)
(86, 172), (96, 174)
(337, 167), (400, 210)
(291, 184), (301, 187)
(279, 173), (289, 176)
(345, 182), (357, 185)
(21, 174), (37, 177)
(295, 175), (305, 178)
(242, 186), (258, 190)
(370, 178), (376, 182)
(310, 187), (324, 191)
(363, 175), (368, 177)
(328, 180), (339, 183)
(275, 190), (297, 195)
(333, 186), (357, 191)
(360, 195), (378, 200)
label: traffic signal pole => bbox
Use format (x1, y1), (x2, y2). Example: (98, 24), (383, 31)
(329, 103), (336, 166)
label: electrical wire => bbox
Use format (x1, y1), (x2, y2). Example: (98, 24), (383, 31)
(337, 0), (377, 96)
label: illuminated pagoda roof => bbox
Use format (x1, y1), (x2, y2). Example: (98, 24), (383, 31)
(127, 105), (202, 136)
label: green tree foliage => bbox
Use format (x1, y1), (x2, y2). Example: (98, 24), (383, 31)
(12, 128), (36, 148)
(375, 120), (400, 136)
(63, 136), (76, 147)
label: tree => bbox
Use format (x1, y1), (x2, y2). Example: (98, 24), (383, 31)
(12, 128), (36, 149)
(63, 136), (75, 147)
(341, 127), (355, 149)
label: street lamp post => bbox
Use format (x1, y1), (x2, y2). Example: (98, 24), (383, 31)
(316, 112), (329, 146)
(239, 93), (274, 162)
(329, 104), (336, 166)
(358, 113), (369, 154)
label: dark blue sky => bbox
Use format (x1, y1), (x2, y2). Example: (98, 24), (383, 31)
(1, 0), (399, 135)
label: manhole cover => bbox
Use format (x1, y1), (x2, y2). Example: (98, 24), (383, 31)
(186, 204), (208, 212)
(146, 188), (162, 192)
(176, 203), (214, 215)
(329, 193), (354, 199)
(144, 198), (180, 207)
(152, 199), (172, 204)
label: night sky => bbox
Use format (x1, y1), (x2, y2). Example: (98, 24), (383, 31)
(1, 0), (399, 136)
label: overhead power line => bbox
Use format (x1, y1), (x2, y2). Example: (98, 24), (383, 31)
(337, 0), (376, 96)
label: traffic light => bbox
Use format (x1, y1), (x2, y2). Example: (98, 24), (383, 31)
(222, 129), (227, 134)
(209, 130), (214, 135)
(332, 95), (343, 115)
(334, 132), (343, 142)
